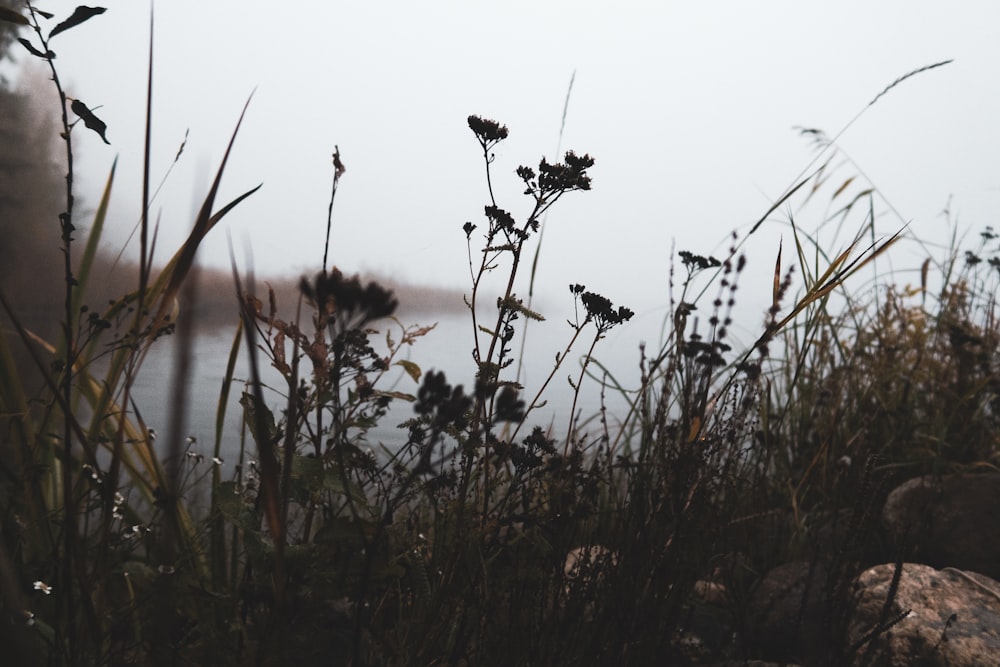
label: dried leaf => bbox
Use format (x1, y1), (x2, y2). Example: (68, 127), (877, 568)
(772, 238), (783, 309)
(832, 176), (855, 200)
(17, 37), (54, 59)
(395, 359), (422, 383)
(70, 99), (110, 144)
(687, 416), (701, 443)
(749, 175), (811, 235)
(378, 390), (416, 402)
(49, 6), (106, 39)
(920, 257), (930, 305)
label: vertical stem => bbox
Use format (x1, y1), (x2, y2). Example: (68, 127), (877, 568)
(27, 7), (80, 659)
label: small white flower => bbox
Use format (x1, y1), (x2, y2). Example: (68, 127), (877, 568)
(24, 610), (35, 626)
(157, 565), (176, 575)
(186, 435), (197, 445)
(212, 457), (224, 466)
(148, 428), (157, 441)
(113, 492), (125, 506)
(33, 581), (52, 595)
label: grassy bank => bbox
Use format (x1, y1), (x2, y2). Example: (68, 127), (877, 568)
(1, 5), (996, 666)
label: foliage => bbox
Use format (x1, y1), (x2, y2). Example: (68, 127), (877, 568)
(1, 6), (996, 666)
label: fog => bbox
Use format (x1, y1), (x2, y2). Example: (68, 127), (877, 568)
(6, 0), (1000, 346)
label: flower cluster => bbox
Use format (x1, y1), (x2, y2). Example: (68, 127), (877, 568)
(415, 370), (472, 430)
(300, 268), (398, 329)
(517, 151), (595, 199)
(467, 115), (509, 151)
(571, 284), (634, 333)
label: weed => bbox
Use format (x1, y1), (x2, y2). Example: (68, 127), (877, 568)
(1, 6), (992, 665)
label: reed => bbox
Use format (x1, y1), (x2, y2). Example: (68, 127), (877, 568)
(2, 4), (992, 665)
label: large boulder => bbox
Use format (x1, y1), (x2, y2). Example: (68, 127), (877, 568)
(744, 561), (829, 663)
(882, 474), (1000, 579)
(849, 563), (1000, 667)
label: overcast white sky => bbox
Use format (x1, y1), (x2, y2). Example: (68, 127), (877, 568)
(13, 1), (1000, 333)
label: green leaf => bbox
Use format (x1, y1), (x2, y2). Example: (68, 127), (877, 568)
(323, 468), (370, 506)
(291, 455), (324, 488)
(0, 7), (29, 25)
(240, 391), (277, 446)
(314, 516), (374, 546)
(74, 158), (117, 316)
(49, 6), (106, 39)
(214, 481), (260, 531)
(394, 359), (422, 382)
(70, 98), (110, 144)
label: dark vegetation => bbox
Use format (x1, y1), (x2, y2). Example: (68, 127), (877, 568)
(1, 4), (997, 666)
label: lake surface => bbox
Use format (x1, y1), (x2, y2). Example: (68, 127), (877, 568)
(130, 311), (651, 470)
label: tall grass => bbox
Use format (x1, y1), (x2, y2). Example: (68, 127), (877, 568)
(3, 5), (995, 665)
(1, 5), (259, 664)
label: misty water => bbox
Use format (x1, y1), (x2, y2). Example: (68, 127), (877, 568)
(130, 311), (650, 473)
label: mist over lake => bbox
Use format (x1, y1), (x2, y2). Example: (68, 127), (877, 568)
(131, 308), (649, 467)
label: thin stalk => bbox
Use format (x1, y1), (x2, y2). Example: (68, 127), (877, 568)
(516, 69), (575, 386)
(565, 331), (602, 453)
(322, 146), (346, 275)
(25, 6), (82, 659)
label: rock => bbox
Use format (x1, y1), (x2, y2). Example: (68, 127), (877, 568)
(803, 507), (887, 566)
(882, 474), (1000, 579)
(849, 562), (1000, 667)
(673, 580), (736, 663)
(745, 561), (828, 664)
(726, 509), (796, 566)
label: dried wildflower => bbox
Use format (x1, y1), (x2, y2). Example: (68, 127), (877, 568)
(536, 151), (594, 193)
(467, 115), (509, 145)
(679, 250), (721, 272)
(494, 385), (525, 423)
(415, 370), (472, 430)
(301, 268), (398, 329)
(579, 290), (634, 332)
(33, 581), (52, 595)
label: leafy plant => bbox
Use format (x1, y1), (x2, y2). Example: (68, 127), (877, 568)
(2, 6), (992, 665)
(0, 4), (258, 664)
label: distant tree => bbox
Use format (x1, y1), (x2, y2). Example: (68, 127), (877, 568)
(0, 0), (25, 84)
(0, 3), (66, 318)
